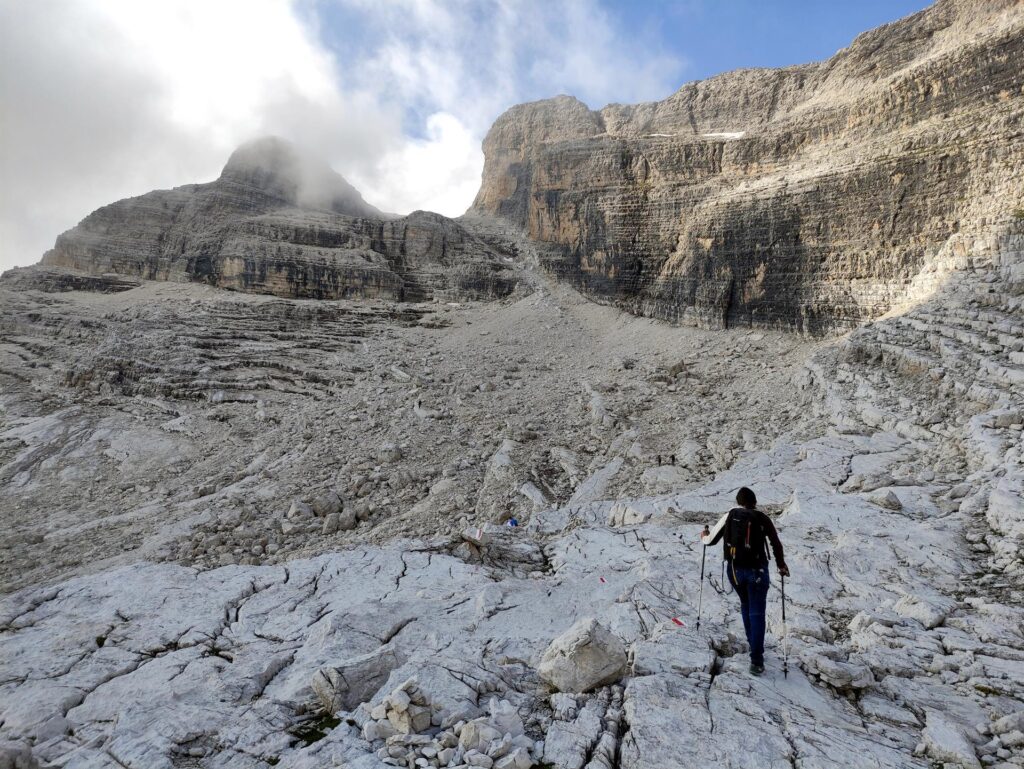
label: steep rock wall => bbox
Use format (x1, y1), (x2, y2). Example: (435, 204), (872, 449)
(471, 0), (1024, 332)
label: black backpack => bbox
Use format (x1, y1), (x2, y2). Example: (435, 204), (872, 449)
(724, 507), (770, 568)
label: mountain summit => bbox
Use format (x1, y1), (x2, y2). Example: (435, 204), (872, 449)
(39, 137), (514, 301)
(219, 137), (386, 219)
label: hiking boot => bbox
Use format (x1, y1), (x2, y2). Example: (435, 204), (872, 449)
(749, 662), (765, 676)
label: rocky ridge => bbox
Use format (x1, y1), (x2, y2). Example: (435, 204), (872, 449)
(37, 137), (517, 303)
(471, 0), (1024, 333)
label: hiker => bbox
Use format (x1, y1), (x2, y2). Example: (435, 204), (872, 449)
(701, 487), (789, 675)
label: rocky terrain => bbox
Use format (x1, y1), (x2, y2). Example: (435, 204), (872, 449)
(38, 137), (516, 303)
(0, 250), (815, 594)
(471, 0), (1024, 333)
(1, 219), (1022, 768)
(2, 1), (1024, 768)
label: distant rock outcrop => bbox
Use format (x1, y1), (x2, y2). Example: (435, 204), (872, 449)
(40, 137), (516, 302)
(471, 0), (1024, 332)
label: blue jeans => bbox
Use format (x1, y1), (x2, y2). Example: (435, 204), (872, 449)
(729, 565), (770, 666)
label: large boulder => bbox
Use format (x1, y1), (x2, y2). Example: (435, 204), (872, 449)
(800, 648), (874, 691)
(287, 499), (314, 519)
(537, 618), (627, 693)
(921, 711), (982, 769)
(322, 508), (357, 535)
(458, 720), (503, 753)
(311, 646), (403, 715)
(311, 490), (343, 517)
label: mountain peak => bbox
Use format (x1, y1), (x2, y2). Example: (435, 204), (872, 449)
(220, 136), (385, 219)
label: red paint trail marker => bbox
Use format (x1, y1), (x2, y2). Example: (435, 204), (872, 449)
(671, 617), (686, 627)
(599, 576), (607, 584)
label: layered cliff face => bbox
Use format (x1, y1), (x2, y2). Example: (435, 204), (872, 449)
(41, 137), (516, 302)
(471, 0), (1024, 332)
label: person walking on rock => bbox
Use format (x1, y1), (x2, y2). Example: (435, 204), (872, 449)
(701, 487), (789, 675)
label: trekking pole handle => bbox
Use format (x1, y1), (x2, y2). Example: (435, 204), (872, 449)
(781, 574), (786, 622)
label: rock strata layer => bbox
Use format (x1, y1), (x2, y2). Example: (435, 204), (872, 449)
(471, 0), (1024, 332)
(40, 137), (516, 303)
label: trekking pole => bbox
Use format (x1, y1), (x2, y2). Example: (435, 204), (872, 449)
(696, 526), (709, 631)
(781, 573), (789, 678)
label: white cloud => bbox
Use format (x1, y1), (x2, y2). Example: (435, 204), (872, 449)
(337, 0), (684, 133)
(0, 0), (685, 269)
(0, 0), (398, 269)
(359, 112), (483, 217)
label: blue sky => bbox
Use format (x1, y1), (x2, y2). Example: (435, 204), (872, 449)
(1, 0), (934, 269)
(605, 1), (932, 81)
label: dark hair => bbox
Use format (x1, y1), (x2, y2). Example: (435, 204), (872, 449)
(736, 487), (757, 508)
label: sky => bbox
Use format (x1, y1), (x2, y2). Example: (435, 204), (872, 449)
(0, 0), (932, 270)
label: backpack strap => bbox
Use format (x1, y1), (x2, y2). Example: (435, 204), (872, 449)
(758, 509), (772, 562)
(723, 510), (733, 553)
